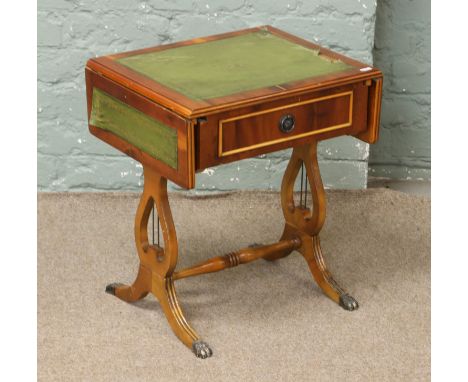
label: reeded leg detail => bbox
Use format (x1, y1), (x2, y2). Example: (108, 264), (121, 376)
(301, 234), (359, 311)
(152, 274), (213, 358)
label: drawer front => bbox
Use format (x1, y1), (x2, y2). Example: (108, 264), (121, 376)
(218, 90), (353, 158)
(196, 81), (372, 170)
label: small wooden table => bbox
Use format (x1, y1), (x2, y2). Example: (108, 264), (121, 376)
(85, 26), (382, 359)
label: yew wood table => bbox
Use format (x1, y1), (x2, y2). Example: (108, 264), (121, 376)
(85, 26), (382, 359)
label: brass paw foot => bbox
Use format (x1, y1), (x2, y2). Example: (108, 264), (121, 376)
(192, 340), (213, 359)
(339, 294), (359, 311)
(105, 282), (125, 295)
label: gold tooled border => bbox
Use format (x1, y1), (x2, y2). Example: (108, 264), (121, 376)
(218, 91), (353, 157)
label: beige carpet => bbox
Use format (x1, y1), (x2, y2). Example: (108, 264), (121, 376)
(38, 189), (430, 382)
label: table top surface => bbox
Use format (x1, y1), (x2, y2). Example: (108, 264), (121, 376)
(115, 30), (352, 100)
(87, 26), (380, 118)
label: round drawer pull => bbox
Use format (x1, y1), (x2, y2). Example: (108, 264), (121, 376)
(279, 114), (295, 133)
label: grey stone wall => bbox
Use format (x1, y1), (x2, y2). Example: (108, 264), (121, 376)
(38, 0), (377, 191)
(369, 0), (431, 180)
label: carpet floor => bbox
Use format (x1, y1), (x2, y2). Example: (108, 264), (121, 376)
(38, 189), (430, 382)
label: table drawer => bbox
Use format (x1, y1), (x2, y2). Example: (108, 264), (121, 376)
(196, 79), (380, 170)
(218, 90), (353, 158)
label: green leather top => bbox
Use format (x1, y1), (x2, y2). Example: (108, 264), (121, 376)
(116, 30), (352, 101)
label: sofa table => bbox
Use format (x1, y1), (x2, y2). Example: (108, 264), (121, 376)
(85, 25), (382, 359)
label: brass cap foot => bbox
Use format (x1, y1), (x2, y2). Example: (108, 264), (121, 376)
(192, 340), (213, 359)
(339, 294), (359, 311)
(105, 283), (124, 295)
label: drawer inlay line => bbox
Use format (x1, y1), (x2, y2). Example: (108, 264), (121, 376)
(218, 91), (353, 157)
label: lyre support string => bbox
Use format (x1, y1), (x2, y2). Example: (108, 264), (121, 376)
(300, 163), (304, 207)
(151, 204), (155, 245)
(304, 165), (308, 209)
(151, 203), (161, 247)
(157, 215), (160, 247)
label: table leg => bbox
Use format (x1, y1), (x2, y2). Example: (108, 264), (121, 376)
(105, 165), (212, 359)
(265, 142), (359, 311)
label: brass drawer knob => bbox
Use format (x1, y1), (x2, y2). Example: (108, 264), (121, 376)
(279, 114), (295, 133)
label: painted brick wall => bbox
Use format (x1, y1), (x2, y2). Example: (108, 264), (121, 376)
(38, 0), (377, 191)
(369, 0), (431, 180)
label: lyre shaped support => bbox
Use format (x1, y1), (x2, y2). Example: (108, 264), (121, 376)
(281, 142), (326, 235)
(266, 142), (359, 311)
(106, 165), (212, 359)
